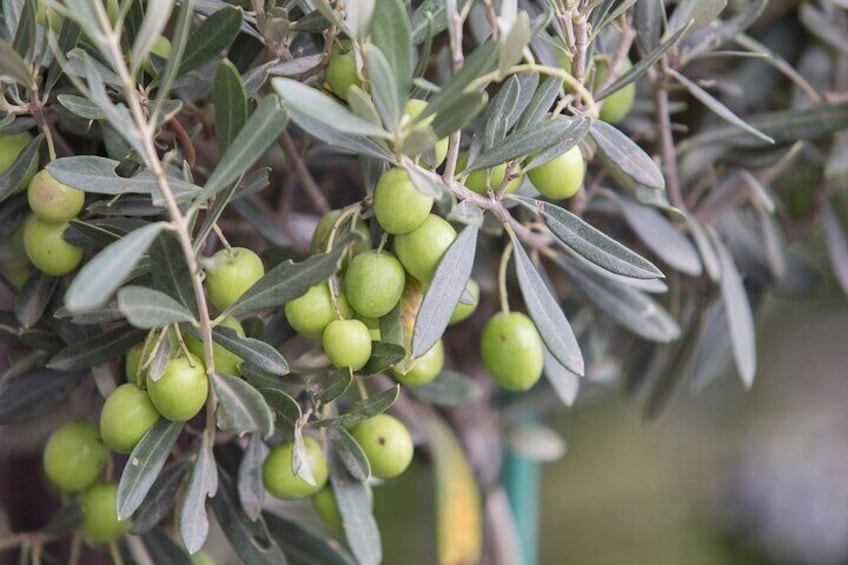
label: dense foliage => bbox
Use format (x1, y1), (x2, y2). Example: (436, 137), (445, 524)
(1, 0), (847, 563)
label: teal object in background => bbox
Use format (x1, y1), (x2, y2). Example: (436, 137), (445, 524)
(503, 443), (540, 565)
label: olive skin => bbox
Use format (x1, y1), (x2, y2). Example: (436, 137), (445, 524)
(322, 319), (372, 371)
(0, 131), (37, 193)
(449, 279), (479, 325)
(43, 420), (108, 492)
(480, 312), (544, 391)
(143, 36), (172, 76)
(404, 99), (448, 166)
(27, 169), (85, 223)
(146, 354), (208, 422)
(325, 43), (358, 101)
(457, 154), (523, 195)
(263, 437), (329, 500)
(312, 486), (343, 532)
(527, 145), (585, 200)
(204, 247), (265, 312)
(125, 343), (144, 385)
(79, 483), (127, 543)
(394, 215), (456, 283)
(373, 167), (433, 235)
(350, 414), (413, 479)
(285, 283), (354, 339)
(22, 215), (83, 276)
(392, 339), (444, 386)
(186, 316), (245, 375)
(100, 384), (161, 454)
(310, 210), (371, 256)
(595, 59), (635, 124)
(344, 251), (406, 318)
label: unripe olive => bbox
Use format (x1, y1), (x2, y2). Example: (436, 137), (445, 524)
(359, 316), (382, 341)
(28, 169), (85, 223)
(457, 154), (523, 195)
(312, 486), (343, 532)
(392, 339), (444, 386)
(22, 215), (83, 276)
(480, 312), (544, 391)
(36, 0), (63, 32)
(143, 36), (172, 76)
(186, 316), (245, 375)
(263, 437), (329, 500)
(449, 279), (479, 325)
(527, 145), (585, 200)
(394, 215), (456, 283)
(373, 167), (433, 235)
(350, 414), (413, 479)
(0, 131), (37, 193)
(404, 99), (448, 166)
(325, 43), (358, 101)
(322, 319), (372, 371)
(79, 483), (126, 543)
(344, 251), (405, 318)
(285, 283), (354, 339)
(100, 384), (160, 454)
(125, 343), (144, 385)
(595, 59), (635, 124)
(204, 247), (265, 312)
(310, 210), (371, 256)
(43, 420), (108, 492)
(146, 353), (208, 421)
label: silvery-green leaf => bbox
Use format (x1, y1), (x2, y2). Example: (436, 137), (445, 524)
(211, 372), (275, 438)
(118, 420), (183, 520)
(179, 433), (218, 554)
(117, 286), (196, 329)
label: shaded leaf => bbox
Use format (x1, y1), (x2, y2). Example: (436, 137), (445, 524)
(237, 433), (266, 521)
(823, 199), (848, 297)
(542, 348), (580, 406)
(409, 370), (482, 407)
(149, 232), (197, 314)
(211, 372), (275, 438)
(0, 369), (87, 424)
(15, 272), (59, 329)
(316, 386), (400, 428)
(260, 387), (301, 440)
(207, 326), (289, 376)
(372, 0), (412, 98)
(0, 133), (41, 203)
(179, 433), (218, 554)
(129, 461), (191, 534)
(328, 426), (371, 481)
(180, 6), (243, 74)
(329, 449), (381, 565)
(48, 326), (146, 370)
(590, 121), (665, 191)
(264, 511), (356, 565)
(360, 342), (406, 376)
(213, 58), (249, 154)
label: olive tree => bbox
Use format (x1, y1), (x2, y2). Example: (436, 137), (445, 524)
(0, 0), (847, 563)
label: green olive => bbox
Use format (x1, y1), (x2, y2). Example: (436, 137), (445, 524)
(22, 215), (83, 276)
(344, 251), (406, 318)
(373, 167), (433, 235)
(449, 279), (479, 325)
(404, 99), (448, 166)
(146, 353), (208, 421)
(186, 316), (245, 375)
(79, 483), (127, 543)
(457, 153), (523, 195)
(204, 247), (265, 312)
(311, 486), (343, 532)
(350, 414), (413, 479)
(325, 43), (358, 101)
(480, 312), (544, 391)
(285, 283), (354, 339)
(394, 214), (456, 283)
(310, 210), (371, 256)
(527, 145), (585, 200)
(43, 420), (108, 492)
(263, 437), (329, 500)
(28, 169), (85, 223)
(322, 319), (372, 371)
(392, 339), (444, 386)
(595, 59), (635, 124)
(0, 131), (37, 193)
(100, 383), (160, 454)
(125, 343), (144, 385)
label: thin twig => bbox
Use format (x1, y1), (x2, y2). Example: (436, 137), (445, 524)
(280, 132), (331, 214)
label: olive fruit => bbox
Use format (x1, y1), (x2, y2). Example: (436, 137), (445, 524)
(285, 283), (354, 339)
(325, 42), (358, 101)
(404, 99), (448, 166)
(79, 483), (126, 543)
(191, 552), (216, 565)
(0, 131), (36, 193)
(22, 215), (83, 276)
(186, 316), (245, 375)
(344, 251), (405, 318)
(312, 486), (343, 532)
(125, 343), (144, 385)
(143, 36), (172, 76)
(449, 279), (479, 325)
(595, 59), (635, 124)
(527, 145), (585, 200)
(28, 169), (85, 223)
(373, 167), (433, 235)
(43, 420), (108, 492)
(100, 384), (160, 454)
(36, 0), (63, 32)
(457, 154), (523, 195)
(350, 414), (413, 479)
(262, 437), (329, 500)
(310, 210), (371, 255)
(204, 247), (265, 312)
(322, 319), (372, 371)
(480, 312), (544, 391)
(359, 316), (381, 341)
(146, 353), (208, 421)
(392, 339), (444, 386)
(394, 215), (456, 283)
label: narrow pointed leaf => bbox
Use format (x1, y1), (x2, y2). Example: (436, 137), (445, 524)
(117, 420), (183, 520)
(316, 386), (400, 427)
(118, 286), (196, 329)
(213, 59), (249, 154)
(179, 434), (218, 554)
(328, 426), (371, 481)
(48, 326), (147, 370)
(211, 372), (275, 438)
(180, 6), (243, 74)
(542, 348), (580, 406)
(618, 198), (702, 276)
(237, 433), (266, 521)
(329, 449), (381, 565)
(15, 272), (59, 329)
